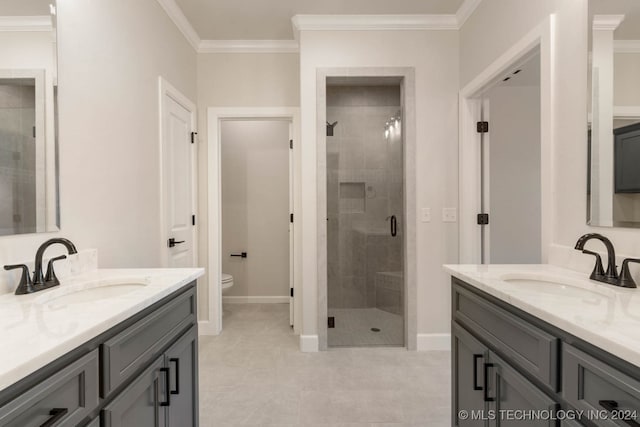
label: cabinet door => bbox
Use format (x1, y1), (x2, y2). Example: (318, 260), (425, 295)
(102, 356), (167, 427)
(489, 353), (558, 426)
(165, 325), (198, 427)
(453, 322), (490, 426)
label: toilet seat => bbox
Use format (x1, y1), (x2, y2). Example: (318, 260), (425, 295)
(222, 273), (234, 290)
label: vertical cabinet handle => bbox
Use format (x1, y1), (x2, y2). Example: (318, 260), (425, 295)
(483, 363), (496, 402)
(160, 367), (171, 407)
(40, 408), (68, 427)
(473, 354), (484, 390)
(170, 358), (180, 395)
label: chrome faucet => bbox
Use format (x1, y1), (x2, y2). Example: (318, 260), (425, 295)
(3, 238), (78, 295)
(575, 233), (638, 288)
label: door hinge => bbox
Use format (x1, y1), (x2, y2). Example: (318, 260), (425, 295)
(477, 213), (489, 225)
(476, 121), (489, 133)
(290, 288), (294, 298)
(192, 214), (196, 226)
(33, 126), (36, 138)
(290, 213), (294, 223)
(328, 317), (335, 328)
(289, 139), (293, 149)
(191, 132), (198, 144)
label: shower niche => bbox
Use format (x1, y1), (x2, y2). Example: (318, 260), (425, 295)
(325, 80), (405, 347)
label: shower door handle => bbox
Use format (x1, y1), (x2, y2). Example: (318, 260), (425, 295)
(390, 215), (397, 237)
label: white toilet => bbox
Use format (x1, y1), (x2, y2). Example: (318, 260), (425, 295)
(221, 273), (234, 291)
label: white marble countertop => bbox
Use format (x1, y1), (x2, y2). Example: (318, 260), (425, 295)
(444, 264), (640, 368)
(0, 267), (204, 392)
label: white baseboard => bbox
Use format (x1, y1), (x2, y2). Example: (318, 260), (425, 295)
(222, 296), (289, 304)
(299, 334), (319, 352)
(198, 320), (221, 336)
(417, 333), (451, 351)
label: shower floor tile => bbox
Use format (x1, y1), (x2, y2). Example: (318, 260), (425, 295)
(328, 308), (403, 347)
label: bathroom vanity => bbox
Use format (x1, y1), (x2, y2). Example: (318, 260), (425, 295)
(446, 265), (640, 427)
(0, 268), (203, 426)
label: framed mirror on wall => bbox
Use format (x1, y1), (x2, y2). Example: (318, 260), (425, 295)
(0, 0), (59, 236)
(588, 0), (640, 228)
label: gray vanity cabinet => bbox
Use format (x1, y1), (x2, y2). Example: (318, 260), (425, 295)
(453, 323), (490, 426)
(165, 325), (199, 427)
(102, 356), (167, 427)
(489, 352), (558, 426)
(453, 278), (640, 427)
(0, 282), (199, 427)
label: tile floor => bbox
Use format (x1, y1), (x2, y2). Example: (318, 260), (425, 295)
(328, 308), (404, 347)
(199, 303), (451, 426)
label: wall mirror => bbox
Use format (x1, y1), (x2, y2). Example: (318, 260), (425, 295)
(588, 0), (640, 227)
(0, 0), (59, 236)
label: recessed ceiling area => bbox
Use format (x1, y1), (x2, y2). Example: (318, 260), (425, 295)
(174, 0), (465, 40)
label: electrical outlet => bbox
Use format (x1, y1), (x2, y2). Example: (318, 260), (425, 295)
(421, 208), (431, 223)
(442, 208), (457, 223)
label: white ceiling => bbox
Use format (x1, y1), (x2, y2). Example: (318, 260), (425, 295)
(174, 0), (465, 40)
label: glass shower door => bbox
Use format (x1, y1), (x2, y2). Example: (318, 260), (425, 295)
(326, 83), (404, 347)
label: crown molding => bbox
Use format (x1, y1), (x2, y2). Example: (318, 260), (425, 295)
(199, 39), (299, 54)
(456, 0), (482, 28)
(0, 16), (52, 32)
(593, 14), (625, 31)
(155, 0), (201, 51)
(291, 14), (459, 33)
(614, 40), (640, 54)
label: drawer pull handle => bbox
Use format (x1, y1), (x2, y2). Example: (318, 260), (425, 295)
(160, 367), (171, 407)
(483, 363), (495, 402)
(170, 358), (180, 395)
(599, 400), (640, 427)
(473, 354), (483, 390)
(40, 408), (68, 427)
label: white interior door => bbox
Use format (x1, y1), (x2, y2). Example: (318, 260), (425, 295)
(221, 120), (290, 306)
(161, 86), (196, 268)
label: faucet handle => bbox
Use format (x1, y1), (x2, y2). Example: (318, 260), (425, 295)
(4, 264), (36, 295)
(582, 250), (606, 280)
(619, 258), (640, 288)
(44, 255), (67, 288)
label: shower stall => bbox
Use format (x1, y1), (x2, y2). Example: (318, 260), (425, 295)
(326, 81), (405, 347)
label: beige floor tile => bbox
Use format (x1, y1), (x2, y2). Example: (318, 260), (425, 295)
(199, 303), (451, 426)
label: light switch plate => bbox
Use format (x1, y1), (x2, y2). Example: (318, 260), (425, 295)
(421, 208), (431, 223)
(442, 208), (457, 223)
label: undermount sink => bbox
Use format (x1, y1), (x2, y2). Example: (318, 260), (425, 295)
(35, 281), (148, 306)
(498, 273), (612, 299)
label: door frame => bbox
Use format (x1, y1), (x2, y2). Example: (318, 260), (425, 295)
(316, 68), (417, 351)
(458, 15), (555, 264)
(206, 107), (301, 336)
(158, 77), (198, 268)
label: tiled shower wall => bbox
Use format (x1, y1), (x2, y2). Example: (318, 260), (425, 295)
(0, 84), (36, 235)
(326, 85), (404, 313)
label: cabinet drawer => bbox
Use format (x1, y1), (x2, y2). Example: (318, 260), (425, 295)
(563, 344), (640, 426)
(0, 349), (99, 427)
(454, 283), (559, 390)
(101, 287), (196, 396)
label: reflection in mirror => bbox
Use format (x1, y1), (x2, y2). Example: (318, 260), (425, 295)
(0, 0), (58, 236)
(588, 1), (640, 227)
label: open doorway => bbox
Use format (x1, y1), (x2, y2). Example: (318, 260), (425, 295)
(479, 51), (542, 263)
(459, 16), (554, 265)
(220, 120), (292, 316)
(206, 107), (300, 336)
